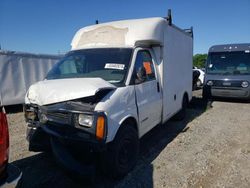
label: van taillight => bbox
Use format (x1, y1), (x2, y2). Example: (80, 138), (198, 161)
(0, 107), (9, 173)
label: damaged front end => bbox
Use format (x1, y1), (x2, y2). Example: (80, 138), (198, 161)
(24, 88), (112, 152)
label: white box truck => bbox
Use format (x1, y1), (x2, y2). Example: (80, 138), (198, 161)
(24, 12), (193, 178)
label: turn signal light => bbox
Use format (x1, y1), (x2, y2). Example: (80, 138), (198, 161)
(96, 116), (105, 140)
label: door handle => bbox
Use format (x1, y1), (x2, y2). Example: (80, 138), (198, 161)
(157, 82), (160, 92)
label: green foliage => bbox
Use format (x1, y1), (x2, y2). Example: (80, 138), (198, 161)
(193, 54), (207, 68)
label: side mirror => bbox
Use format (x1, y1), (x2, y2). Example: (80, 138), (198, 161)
(135, 66), (146, 84)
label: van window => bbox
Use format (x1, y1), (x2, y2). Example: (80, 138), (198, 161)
(207, 51), (250, 75)
(134, 50), (156, 83)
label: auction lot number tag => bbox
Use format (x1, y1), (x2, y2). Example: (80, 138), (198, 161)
(105, 63), (125, 70)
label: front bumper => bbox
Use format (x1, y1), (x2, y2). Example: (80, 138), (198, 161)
(25, 101), (107, 152)
(42, 123), (106, 152)
(0, 164), (22, 187)
(27, 122), (106, 153)
(211, 88), (250, 98)
(203, 85), (250, 99)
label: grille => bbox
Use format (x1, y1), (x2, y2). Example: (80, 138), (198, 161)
(46, 112), (70, 123)
(212, 80), (242, 88)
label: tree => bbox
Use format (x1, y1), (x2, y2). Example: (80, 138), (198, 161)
(193, 54), (207, 68)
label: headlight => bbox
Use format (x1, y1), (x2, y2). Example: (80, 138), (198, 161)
(78, 114), (93, 127)
(25, 107), (36, 121)
(39, 113), (48, 124)
(207, 80), (213, 86)
(241, 81), (249, 88)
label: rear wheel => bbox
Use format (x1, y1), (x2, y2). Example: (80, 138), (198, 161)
(101, 123), (139, 179)
(174, 95), (188, 121)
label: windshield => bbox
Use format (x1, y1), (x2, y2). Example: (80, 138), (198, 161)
(46, 48), (133, 86)
(206, 51), (250, 75)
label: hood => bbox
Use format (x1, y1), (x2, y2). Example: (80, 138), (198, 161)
(26, 78), (116, 106)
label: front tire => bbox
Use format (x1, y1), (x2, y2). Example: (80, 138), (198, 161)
(202, 86), (211, 100)
(102, 124), (139, 179)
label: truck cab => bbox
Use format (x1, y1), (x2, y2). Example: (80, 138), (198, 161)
(24, 17), (193, 178)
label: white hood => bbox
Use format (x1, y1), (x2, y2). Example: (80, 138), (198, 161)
(26, 78), (116, 106)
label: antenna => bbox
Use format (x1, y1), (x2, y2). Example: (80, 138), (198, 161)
(167, 9), (172, 25)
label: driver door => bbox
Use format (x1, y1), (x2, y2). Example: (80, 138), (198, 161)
(132, 49), (162, 136)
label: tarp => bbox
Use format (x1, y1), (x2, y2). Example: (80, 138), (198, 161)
(0, 50), (62, 106)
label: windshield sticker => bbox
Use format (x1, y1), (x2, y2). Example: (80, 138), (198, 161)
(105, 63), (125, 70)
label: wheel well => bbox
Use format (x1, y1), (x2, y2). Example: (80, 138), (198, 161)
(120, 117), (138, 133)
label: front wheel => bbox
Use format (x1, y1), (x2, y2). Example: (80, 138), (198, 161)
(101, 124), (139, 179)
(202, 86), (211, 100)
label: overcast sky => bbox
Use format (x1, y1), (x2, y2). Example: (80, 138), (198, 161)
(0, 0), (250, 54)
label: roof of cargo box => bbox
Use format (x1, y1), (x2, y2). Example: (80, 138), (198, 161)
(71, 17), (167, 50)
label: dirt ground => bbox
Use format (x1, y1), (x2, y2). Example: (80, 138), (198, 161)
(6, 90), (250, 188)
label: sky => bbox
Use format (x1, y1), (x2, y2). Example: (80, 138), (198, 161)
(0, 0), (250, 55)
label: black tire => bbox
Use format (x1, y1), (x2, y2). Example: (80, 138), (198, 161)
(101, 124), (139, 179)
(174, 95), (188, 121)
(202, 87), (210, 100)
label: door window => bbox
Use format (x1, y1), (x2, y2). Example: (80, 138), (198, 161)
(133, 50), (156, 83)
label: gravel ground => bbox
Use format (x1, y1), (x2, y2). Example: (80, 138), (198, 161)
(6, 90), (250, 188)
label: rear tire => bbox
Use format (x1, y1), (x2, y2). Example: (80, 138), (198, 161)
(174, 95), (188, 121)
(101, 124), (139, 179)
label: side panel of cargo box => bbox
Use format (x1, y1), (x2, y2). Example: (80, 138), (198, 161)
(161, 25), (193, 123)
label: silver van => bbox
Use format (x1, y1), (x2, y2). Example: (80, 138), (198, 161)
(203, 43), (250, 100)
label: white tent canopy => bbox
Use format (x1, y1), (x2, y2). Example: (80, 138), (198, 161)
(0, 50), (62, 106)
